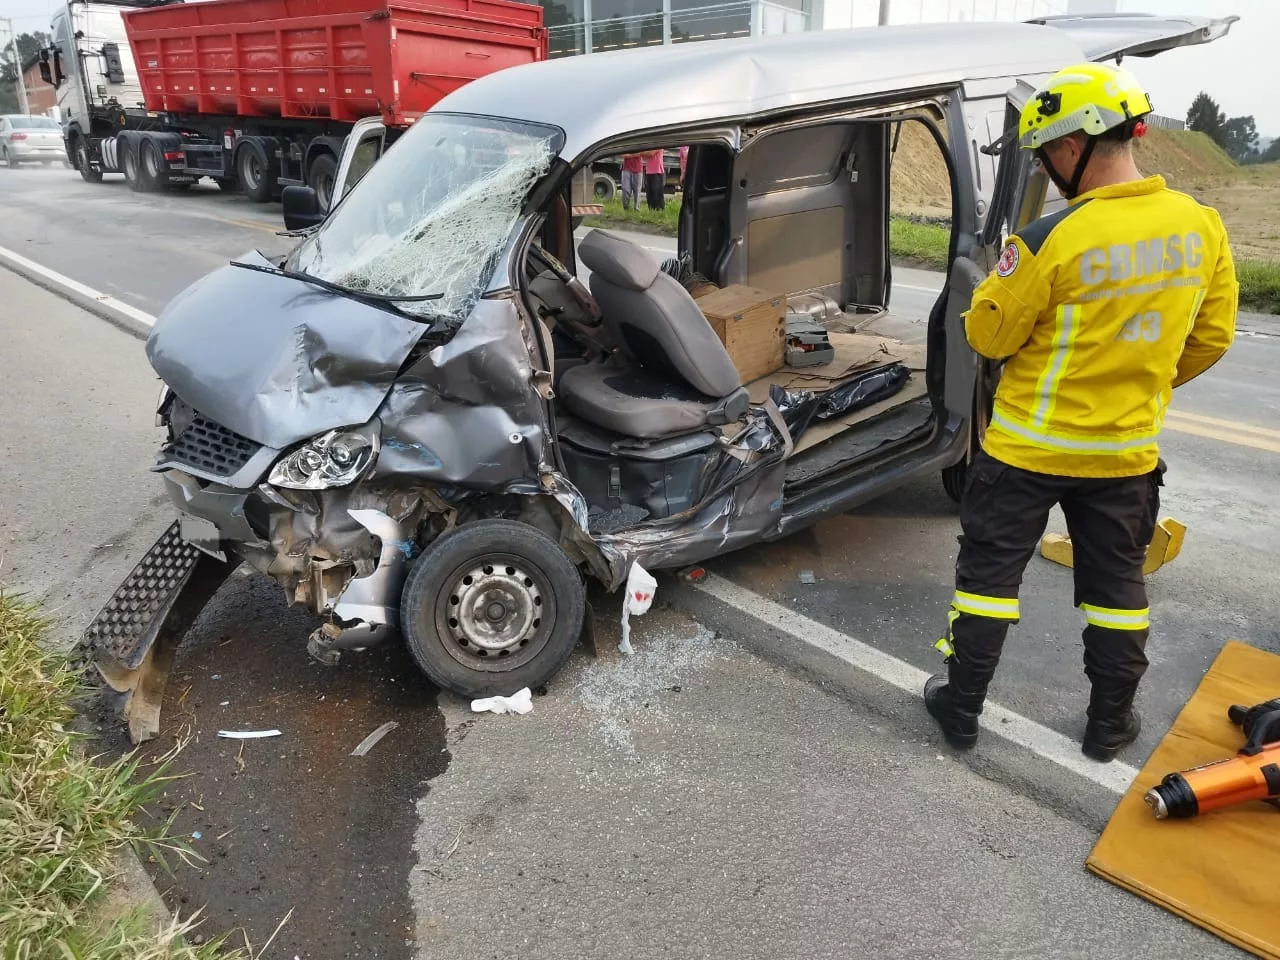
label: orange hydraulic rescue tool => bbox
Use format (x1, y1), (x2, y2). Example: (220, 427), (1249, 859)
(1146, 697), (1280, 820)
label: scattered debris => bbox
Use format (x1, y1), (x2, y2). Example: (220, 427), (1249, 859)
(211, 674), (222, 681)
(798, 569), (817, 584)
(219, 700), (229, 707)
(619, 561), (658, 655)
(470, 687), (533, 715)
(679, 565), (708, 583)
(351, 720), (400, 756)
(217, 729), (282, 739)
(192, 831), (202, 840)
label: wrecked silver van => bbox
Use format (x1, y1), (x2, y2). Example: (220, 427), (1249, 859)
(84, 13), (1235, 741)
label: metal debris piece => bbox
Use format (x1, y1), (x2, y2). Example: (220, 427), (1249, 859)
(351, 721), (400, 756)
(798, 569), (817, 584)
(217, 729), (282, 739)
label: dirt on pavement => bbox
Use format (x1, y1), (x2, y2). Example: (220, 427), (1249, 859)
(94, 571), (451, 959)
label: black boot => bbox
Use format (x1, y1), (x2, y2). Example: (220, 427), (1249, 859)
(1082, 682), (1142, 763)
(924, 674), (986, 750)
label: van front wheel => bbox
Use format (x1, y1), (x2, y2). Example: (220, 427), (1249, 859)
(400, 519), (585, 698)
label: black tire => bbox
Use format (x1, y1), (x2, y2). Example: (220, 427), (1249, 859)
(307, 152), (338, 211)
(76, 141), (102, 183)
(121, 142), (143, 191)
(140, 139), (165, 191)
(400, 519), (585, 698)
(942, 458), (968, 505)
(236, 141), (275, 203)
(592, 171), (616, 203)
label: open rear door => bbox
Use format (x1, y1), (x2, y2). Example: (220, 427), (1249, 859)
(1030, 12), (1239, 63)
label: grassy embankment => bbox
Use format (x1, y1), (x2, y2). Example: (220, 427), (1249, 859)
(583, 125), (1280, 314)
(0, 595), (250, 960)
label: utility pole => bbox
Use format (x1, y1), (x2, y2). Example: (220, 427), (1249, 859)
(878, 0), (891, 25)
(2, 18), (31, 114)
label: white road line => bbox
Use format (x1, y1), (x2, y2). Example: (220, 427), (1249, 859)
(693, 573), (1139, 796)
(0, 244), (156, 330)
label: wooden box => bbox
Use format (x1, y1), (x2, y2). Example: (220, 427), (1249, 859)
(696, 284), (787, 384)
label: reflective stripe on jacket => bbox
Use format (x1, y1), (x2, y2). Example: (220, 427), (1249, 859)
(965, 175), (1238, 478)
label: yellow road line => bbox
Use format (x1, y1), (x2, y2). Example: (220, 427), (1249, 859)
(1163, 416), (1280, 454)
(1165, 409), (1280, 441)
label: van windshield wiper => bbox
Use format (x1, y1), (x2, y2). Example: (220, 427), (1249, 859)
(233, 259), (444, 308)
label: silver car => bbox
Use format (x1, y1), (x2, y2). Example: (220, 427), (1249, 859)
(0, 114), (69, 168)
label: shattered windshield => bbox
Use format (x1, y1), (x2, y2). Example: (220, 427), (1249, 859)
(288, 113), (562, 323)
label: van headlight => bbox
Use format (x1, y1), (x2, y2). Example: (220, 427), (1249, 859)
(269, 426), (379, 490)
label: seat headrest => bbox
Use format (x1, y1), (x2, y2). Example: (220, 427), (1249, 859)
(578, 229), (660, 292)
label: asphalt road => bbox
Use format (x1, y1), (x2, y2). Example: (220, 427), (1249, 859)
(2, 164), (1275, 959)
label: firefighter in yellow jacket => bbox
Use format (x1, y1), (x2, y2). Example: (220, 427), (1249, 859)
(924, 62), (1238, 763)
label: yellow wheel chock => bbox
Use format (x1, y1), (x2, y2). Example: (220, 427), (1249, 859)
(1040, 517), (1187, 576)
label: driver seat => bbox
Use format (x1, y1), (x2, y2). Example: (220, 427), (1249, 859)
(559, 230), (749, 440)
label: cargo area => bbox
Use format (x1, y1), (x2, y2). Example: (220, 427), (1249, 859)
(122, 0), (547, 125)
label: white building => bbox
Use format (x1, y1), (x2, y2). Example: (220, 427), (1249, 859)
(1067, 0), (1118, 12)
(822, 0), (1068, 31)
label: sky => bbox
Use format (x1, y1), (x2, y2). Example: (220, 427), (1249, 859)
(2, 0), (1273, 135)
(815, 0), (1277, 135)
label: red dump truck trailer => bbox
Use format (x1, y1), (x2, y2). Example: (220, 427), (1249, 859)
(39, 0), (546, 207)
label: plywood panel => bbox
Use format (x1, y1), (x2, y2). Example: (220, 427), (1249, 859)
(747, 206), (844, 295)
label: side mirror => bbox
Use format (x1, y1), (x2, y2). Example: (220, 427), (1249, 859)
(39, 60), (53, 85)
(281, 185), (324, 232)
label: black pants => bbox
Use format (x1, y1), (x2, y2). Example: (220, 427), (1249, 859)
(944, 449), (1165, 698)
(645, 172), (665, 210)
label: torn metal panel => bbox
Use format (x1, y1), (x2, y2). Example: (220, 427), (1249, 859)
(373, 299), (550, 491)
(145, 250), (428, 450)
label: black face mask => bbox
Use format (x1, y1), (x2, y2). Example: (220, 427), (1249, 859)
(1036, 136), (1099, 201)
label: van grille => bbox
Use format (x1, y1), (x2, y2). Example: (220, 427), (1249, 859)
(165, 408), (261, 478)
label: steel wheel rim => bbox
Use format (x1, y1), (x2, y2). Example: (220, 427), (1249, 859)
(239, 151), (262, 190)
(434, 552), (557, 673)
(123, 149), (136, 179)
(77, 145), (88, 169)
(143, 146), (158, 176)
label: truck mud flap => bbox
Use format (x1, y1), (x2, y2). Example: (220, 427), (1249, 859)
(82, 521), (240, 744)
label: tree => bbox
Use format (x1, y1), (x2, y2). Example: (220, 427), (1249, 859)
(1, 31), (52, 114)
(1186, 92), (1226, 144)
(1221, 115), (1259, 163)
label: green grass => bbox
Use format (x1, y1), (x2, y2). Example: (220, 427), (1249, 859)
(582, 196), (682, 236)
(584, 197), (1279, 315)
(0, 595), (250, 960)
(1239, 259), (1280, 315)
(888, 216), (951, 271)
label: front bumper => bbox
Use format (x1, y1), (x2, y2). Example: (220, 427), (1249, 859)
(161, 468), (409, 636)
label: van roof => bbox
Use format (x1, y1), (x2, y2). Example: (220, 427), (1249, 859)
(431, 20), (1088, 159)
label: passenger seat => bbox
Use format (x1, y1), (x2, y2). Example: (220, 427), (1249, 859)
(559, 229), (749, 439)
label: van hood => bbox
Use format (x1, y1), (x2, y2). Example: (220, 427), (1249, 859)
(146, 251), (428, 449)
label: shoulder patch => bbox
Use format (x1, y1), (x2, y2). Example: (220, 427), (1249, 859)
(1015, 199), (1093, 256)
(996, 241), (1019, 277)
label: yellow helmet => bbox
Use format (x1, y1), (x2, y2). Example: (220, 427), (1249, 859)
(1018, 62), (1154, 151)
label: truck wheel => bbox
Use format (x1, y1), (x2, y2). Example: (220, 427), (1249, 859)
(236, 141), (275, 203)
(121, 143), (143, 191)
(941, 459), (968, 504)
(308, 152), (338, 211)
(400, 519), (585, 698)
(140, 140), (165, 191)
(592, 172), (616, 203)
(76, 141), (102, 184)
